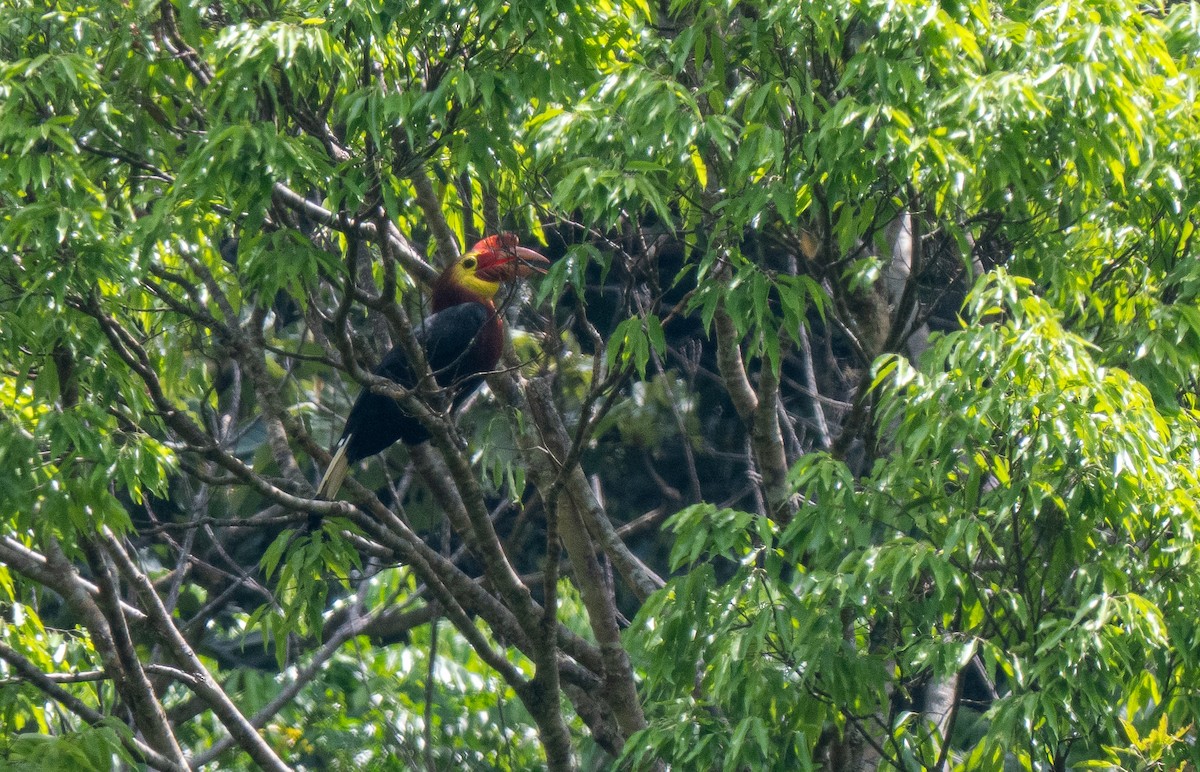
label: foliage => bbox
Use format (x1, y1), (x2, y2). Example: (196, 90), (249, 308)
(632, 275), (1200, 770)
(0, 0), (1198, 769)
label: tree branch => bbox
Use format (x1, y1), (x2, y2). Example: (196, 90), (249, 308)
(80, 539), (190, 769)
(507, 374), (649, 741)
(0, 641), (186, 772)
(409, 167), (461, 265)
(100, 531), (292, 772)
(189, 590), (390, 767)
(713, 302), (758, 420)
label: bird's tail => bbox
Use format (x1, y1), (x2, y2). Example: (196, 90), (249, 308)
(316, 440), (351, 500)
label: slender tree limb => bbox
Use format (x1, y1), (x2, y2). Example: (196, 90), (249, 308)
(715, 297), (795, 520)
(155, 0), (212, 87)
(270, 182), (439, 285)
(100, 530), (293, 772)
(713, 303), (758, 421)
(929, 669), (963, 772)
(410, 167), (461, 265)
(751, 340), (796, 521)
(0, 537), (148, 624)
(521, 433), (576, 772)
(80, 539), (190, 769)
(189, 591), (388, 767)
(0, 641), (186, 772)
(417, 425), (549, 648)
(797, 324), (832, 448)
(503, 371), (665, 602)
(508, 375), (649, 741)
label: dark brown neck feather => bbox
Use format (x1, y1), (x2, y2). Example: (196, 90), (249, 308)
(431, 272), (493, 313)
(431, 271), (504, 367)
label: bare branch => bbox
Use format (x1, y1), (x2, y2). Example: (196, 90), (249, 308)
(80, 539), (190, 769)
(410, 167), (461, 265)
(0, 641), (186, 772)
(190, 591), (392, 767)
(509, 374), (651, 740)
(714, 303), (758, 421)
(100, 531), (293, 772)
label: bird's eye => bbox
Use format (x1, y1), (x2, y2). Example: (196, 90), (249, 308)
(462, 256), (478, 270)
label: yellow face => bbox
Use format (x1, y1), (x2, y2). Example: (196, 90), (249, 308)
(449, 251), (502, 300)
(437, 237), (547, 304)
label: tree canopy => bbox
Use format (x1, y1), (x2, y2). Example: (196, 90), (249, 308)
(2, 0), (1200, 769)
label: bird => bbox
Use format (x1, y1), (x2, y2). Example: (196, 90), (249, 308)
(315, 233), (548, 500)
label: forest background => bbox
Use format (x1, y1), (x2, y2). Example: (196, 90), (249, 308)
(2, 0), (1200, 769)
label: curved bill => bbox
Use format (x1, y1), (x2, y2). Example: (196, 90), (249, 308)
(509, 246), (550, 277)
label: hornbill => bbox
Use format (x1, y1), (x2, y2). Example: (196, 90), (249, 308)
(316, 234), (548, 500)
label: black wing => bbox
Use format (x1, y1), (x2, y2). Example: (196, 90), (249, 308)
(339, 303), (492, 462)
